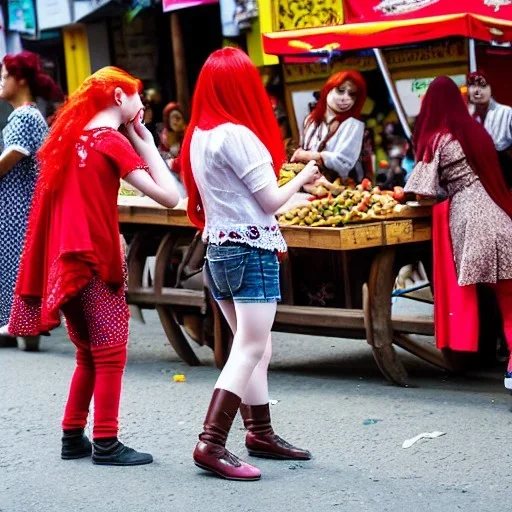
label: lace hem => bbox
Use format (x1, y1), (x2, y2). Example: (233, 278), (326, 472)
(203, 224), (287, 253)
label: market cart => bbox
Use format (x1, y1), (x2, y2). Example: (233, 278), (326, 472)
(118, 196), (445, 387)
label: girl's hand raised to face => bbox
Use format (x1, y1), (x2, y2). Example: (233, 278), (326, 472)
(125, 108), (155, 148)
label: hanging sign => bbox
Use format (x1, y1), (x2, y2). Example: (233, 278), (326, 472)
(162, 0), (217, 13)
(36, 0), (72, 30)
(343, 0), (512, 24)
(7, 0), (36, 35)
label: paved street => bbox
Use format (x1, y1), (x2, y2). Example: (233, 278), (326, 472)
(1, 310), (511, 512)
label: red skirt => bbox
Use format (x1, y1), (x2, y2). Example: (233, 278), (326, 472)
(433, 200), (479, 351)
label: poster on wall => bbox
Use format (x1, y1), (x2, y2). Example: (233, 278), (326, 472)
(162, 0), (217, 13)
(395, 74), (466, 117)
(36, 0), (72, 30)
(7, 0), (36, 35)
(343, 0), (512, 24)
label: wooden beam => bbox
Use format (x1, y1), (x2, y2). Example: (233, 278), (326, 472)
(170, 12), (190, 116)
(126, 287), (205, 308)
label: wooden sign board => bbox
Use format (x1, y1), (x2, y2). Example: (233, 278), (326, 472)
(384, 220), (413, 245)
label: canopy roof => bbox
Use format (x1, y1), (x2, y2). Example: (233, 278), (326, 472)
(263, 1), (512, 56)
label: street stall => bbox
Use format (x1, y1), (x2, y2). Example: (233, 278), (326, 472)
(119, 191), (439, 387)
(118, 2), (512, 386)
(258, 0), (512, 381)
(263, 1), (512, 140)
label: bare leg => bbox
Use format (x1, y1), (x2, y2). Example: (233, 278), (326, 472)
(193, 300), (276, 481)
(242, 336), (272, 406)
(214, 302), (276, 397)
(215, 300), (272, 406)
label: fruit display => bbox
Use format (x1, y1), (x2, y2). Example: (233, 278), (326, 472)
(278, 179), (406, 227)
(278, 162), (305, 187)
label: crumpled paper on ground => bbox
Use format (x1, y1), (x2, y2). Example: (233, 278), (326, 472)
(402, 431), (446, 449)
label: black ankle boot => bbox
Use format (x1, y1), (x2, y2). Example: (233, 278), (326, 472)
(92, 438), (153, 466)
(61, 429), (92, 460)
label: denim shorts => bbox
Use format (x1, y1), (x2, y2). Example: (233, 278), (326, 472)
(205, 243), (281, 303)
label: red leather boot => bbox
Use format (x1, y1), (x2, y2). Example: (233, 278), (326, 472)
(193, 388), (261, 481)
(240, 403), (312, 460)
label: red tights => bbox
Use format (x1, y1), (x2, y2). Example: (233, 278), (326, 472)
(62, 343), (127, 438)
(490, 280), (512, 372)
(61, 277), (130, 439)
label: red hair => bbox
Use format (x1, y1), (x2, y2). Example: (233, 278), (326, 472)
(162, 101), (185, 131)
(413, 76), (512, 220)
(181, 47), (285, 229)
(309, 70), (367, 127)
(38, 66), (141, 191)
(3, 51), (63, 101)
(413, 76), (485, 164)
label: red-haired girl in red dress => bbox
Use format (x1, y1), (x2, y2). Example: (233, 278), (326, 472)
(4, 67), (180, 466)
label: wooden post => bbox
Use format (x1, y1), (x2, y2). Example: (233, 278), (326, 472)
(170, 12), (190, 115)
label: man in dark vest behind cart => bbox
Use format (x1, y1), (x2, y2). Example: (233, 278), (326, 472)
(468, 70), (512, 189)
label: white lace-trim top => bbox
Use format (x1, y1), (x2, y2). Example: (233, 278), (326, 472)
(190, 123), (287, 253)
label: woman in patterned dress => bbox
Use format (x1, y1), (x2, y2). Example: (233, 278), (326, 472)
(4, 67), (180, 466)
(0, 51), (63, 349)
(405, 76), (512, 390)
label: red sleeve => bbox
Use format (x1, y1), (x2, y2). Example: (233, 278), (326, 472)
(94, 130), (149, 179)
(171, 153), (181, 175)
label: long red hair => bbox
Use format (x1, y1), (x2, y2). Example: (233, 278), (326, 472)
(37, 66), (141, 191)
(309, 70), (367, 127)
(413, 76), (512, 219)
(2, 51), (63, 101)
(180, 47), (285, 229)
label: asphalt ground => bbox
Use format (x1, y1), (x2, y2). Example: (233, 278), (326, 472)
(1, 309), (510, 512)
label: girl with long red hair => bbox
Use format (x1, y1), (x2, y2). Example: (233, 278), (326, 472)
(291, 70), (368, 183)
(405, 76), (512, 391)
(2, 66), (180, 465)
(181, 47), (319, 481)
(0, 51), (63, 350)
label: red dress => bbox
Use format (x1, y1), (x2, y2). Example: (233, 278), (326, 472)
(9, 128), (148, 336)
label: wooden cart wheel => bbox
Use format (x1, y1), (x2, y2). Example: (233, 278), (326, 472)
(126, 232), (154, 323)
(387, 246), (453, 372)
(366, 246), (411, 387)
(154, 233), (201, 366)
(365, 246), (454, 386)
(126, 232), (153, 290)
